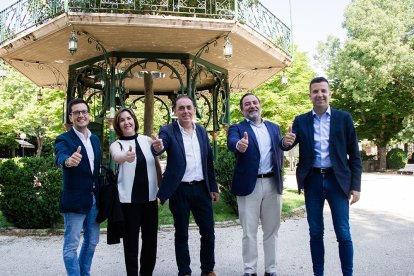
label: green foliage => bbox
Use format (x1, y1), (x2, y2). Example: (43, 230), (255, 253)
(386, 148), (407, 169)
(360, 150), (376, 161)
(0, 157), (62, 228)
(227, 49), (314, 138)
(214, 148), (237, 215)
(0, 66), (65, 156)
(315, 0), (414, 169)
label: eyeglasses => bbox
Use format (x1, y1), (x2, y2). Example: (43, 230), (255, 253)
(70, 110), (89, 116)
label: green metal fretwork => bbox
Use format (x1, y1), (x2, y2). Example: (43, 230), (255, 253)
(0, 0), (292, 56)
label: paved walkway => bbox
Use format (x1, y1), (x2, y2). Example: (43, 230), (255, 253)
(1, 173), (414, 275)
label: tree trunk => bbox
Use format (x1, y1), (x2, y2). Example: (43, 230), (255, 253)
(377, 145), (387, 171)
(36, 137), (43, 157)
(143, 72), (154, 136)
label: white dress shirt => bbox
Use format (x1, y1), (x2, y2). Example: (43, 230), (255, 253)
(247, 119), (273, 174)
(73, 127), (94, 174)
(178, 121), (204, 182)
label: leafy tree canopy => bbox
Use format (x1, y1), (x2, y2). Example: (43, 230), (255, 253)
(315, 0), (414, 169)
(0, 66), (65, 155)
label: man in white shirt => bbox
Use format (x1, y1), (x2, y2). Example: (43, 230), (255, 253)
(227, 93), (284, 276)
(152, 95), (219, 276)
(54, 98), (101, 276)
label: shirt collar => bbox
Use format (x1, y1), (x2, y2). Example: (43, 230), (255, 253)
(72, 127), (91, 141)
(177, 121), (197, 134)
(246, 118), (264, 127)
(312, 106), (331, 117)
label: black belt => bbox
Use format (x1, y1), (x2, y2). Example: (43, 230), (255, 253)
(181, 180), (205, 185)
(312, 167), (333, 174)
(257, 172), (274, 178)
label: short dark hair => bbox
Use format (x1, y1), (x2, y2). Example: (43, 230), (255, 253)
(68, 98), (90, 114)
(309, 77), (330, 90)
(239, 93), (260, 110)
(113, 108), (139, 137)
(172, 94), (196, 110)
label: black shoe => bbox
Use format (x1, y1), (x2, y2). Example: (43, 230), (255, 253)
(201, 272), (216, 276)
(243, 274), (257, 276)
(264, 273), (277, 276)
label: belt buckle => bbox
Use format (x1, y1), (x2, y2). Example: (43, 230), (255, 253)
(320, 168), (330, 174)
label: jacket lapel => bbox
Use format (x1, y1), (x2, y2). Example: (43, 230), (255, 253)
(242, 120), (259, 151)
(195, 125), (205, 161)
(172, 122), (186, 160)
(306, 111), (315, 146)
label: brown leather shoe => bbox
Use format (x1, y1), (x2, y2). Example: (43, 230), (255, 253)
(201, 272), (216, 276)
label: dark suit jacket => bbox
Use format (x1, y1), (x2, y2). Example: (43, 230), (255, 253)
(227, 120), (284, 196)
(281, 108), (362, 195)
(155, 121), (218, 202)
(54, 127), (101, 214)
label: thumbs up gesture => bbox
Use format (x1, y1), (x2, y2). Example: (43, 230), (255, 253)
(237, 131), (249, 153)
(151, 134), (164, 153)
(283, 126), (296, 147)
(125, 145), (136, 163)
(67, 146), (82, 167)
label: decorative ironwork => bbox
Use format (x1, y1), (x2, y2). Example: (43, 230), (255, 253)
(0, 0), (292, 56)
(119, 58), (186, 94)
(69, 64), (109, 119)
(195, 91), (212, 128)
(130, 95), (171, 131)
(7, 59), (67, 89)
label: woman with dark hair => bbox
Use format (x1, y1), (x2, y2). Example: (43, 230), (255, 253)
(110, 108), (159, 276)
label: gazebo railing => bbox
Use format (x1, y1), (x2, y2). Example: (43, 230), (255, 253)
(0, 0), (292, 56)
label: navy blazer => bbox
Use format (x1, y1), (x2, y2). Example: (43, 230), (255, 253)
(227, 120), (284, 196)
(155, 122), (218, 202)
(281, 108), (362, 195)
(54, 127), (101, 214)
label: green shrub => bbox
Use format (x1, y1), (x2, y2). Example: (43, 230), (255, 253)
(0, 157), (62, 229)
(360, 150), (376, 161)
(214, 148), (238, 215)
(386, 148), (407, 169)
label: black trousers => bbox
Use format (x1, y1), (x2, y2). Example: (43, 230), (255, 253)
(121, 200), (158, 276)
(169, 181), (215, 276)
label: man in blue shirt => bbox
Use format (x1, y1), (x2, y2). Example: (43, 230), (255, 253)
(281, 77), (362, 276)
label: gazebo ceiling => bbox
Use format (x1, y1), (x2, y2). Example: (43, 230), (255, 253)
(0, 13), (292, 91)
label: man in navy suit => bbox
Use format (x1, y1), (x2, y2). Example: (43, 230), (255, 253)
(152, 95), (219, 276)
(227, 93), (283, 276)
(282, 77), (362, 276)
(54, 98), (101, 276)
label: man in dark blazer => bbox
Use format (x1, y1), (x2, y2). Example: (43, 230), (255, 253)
(281, 77), (362, 276)
(227, 93), (283, 276)
(152, 95), (219, 276)
(54, 98), (101, 276)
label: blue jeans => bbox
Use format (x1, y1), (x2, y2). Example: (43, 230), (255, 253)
(63, 197), (100, 276)
(169, 181), (215, 276)
(304, 172), (353, 276)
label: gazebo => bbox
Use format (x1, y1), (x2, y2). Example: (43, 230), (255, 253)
(0, 0), (293, 160)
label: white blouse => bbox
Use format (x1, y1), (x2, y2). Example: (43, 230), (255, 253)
(109, 135), (158, 203)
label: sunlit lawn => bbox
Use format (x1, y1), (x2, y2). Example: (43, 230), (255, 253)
(0, 189), (304, 229)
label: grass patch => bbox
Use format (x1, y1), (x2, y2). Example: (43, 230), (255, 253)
(282, 188), (305, 217)
(0, 190), (304, 229)
(158, 199), (238, 225)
